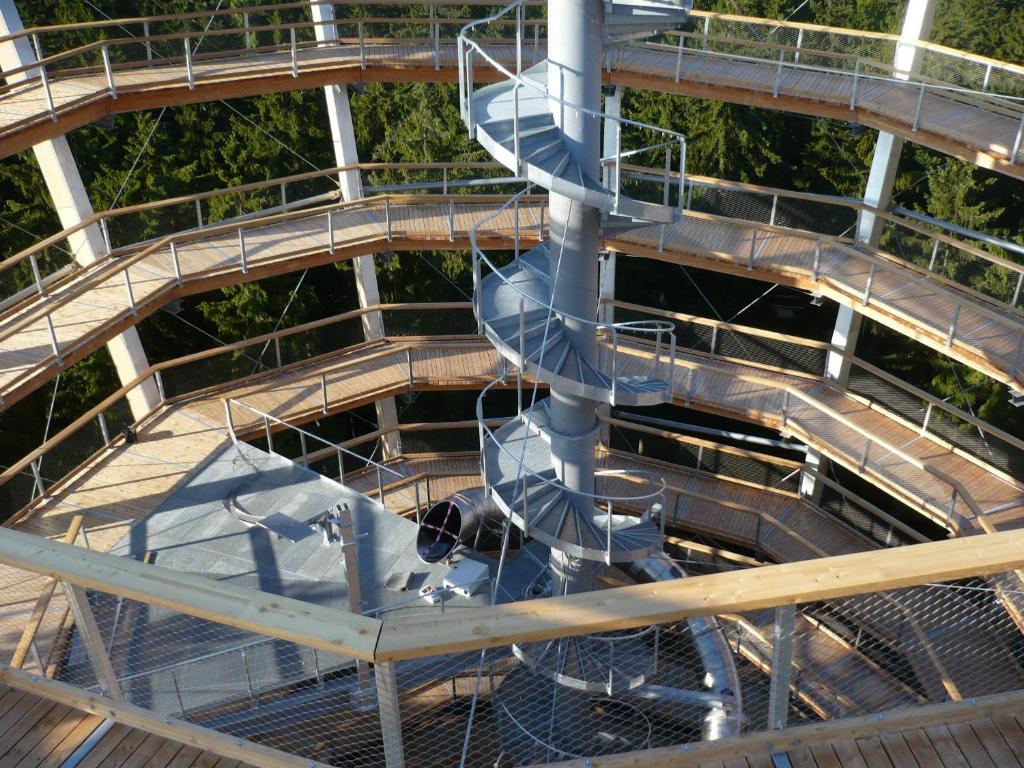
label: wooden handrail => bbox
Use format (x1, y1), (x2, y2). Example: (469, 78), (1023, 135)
(0, 304), (473, 490)
(0, 194), (539, 349)
(627, 207), (1024, 339)
(610, 299), (1024, 455)
(684, 10), (1024, 79)
(4, 525), (1024, 661)
(1, 164), (510, 274)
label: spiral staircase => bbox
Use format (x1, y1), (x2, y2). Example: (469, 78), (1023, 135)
(462, 0), (714, 711)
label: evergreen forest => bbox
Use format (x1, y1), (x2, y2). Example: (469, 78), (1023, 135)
(1, 0), (1023, 518)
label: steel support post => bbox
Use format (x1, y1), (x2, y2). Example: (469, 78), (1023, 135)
(62, 582), (123, 699)
(766, 603), (795, 730)
(375, 661), (406, 768)
(0, 0), (159, 420)
(805, 0), (936, 499)
(310, 0), (399, 457)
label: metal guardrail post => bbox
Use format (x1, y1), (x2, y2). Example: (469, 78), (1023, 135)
(384, 198), (392, 241)
(194, 199), (203, 228)
(243, 13), (251, 50)
(358, 22), (366, 69)
(614, 122), (622, 210)
(184, 38), (194, 90)
(29, 254), (44, 296)
(31, 35), (57, 122)
(662, 150), (671, 207)
(98, 412), (110, 445)
(772, 49), (785, 98)
(447, 199), (455, 241)
(375, 661), (407, 768)
(170, 241), (183, 286)
(1012, 112), (1024, 165)
(122, 270), (136, 314)
(766, 604), (795, 730)
(406, 347), (414, 387)
(273, 336), (282, 367)
(321, 373), (328, 414)
(326, 210), (335, 255)
(154, 370), (166, 403)
(238, 229), (248, 273)
(102, 45), (117, 99)
(913, 81), (926, 131)
(605, 500), (613, 565)
(849, 59), (861, 110)
(514, 197), (520, 259)
(143, 21), (152, 63)
(946, 303), (961, 347)
(466, 49), (475, 135)
(812, 240), (821, 282)
(981, 62), (992, 92)
(513, 84), (521, 171)
(863, 263), (875, 305)
(674, 33), (685, 83)
(290, 28), (298, 78)
(678, 139), (686, 211)
(44, 315), (62, 366)
(99, 217), (112, 254)
(264, 415), (273, 452)
(224, 398), (235, 436)
(1012, 272), (1023, 307)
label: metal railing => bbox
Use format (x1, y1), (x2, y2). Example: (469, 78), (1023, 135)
(223, 397), (426, 519)
(470, 187), (678, 404)
(0, 303), (481, 517)
(457, 0), (687, 214)
(637, 15), (1024, 163)
(476, 377), (668, 564)
(3, 530), (1024, 768)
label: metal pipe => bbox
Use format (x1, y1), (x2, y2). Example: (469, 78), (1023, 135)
(613, 412), (807, 452)
(627, 553), (743, 739)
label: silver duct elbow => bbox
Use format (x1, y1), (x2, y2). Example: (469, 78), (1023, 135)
(628, 552), (744, 740)
(416, 488), (503, 563)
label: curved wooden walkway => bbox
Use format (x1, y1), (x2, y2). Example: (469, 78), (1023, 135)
(609, 213), (1024, 391)
(3, 189), (1020, 415)
(1, 27), (1022, 180)
(3, 332), (1021, 704)
(0, 196), (543, 410)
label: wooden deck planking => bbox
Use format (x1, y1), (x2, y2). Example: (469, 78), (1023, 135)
(0, 199), (535, 409)
(0, 36), (1020, 177)
(609, 215), (1024, 387)
(0, 331), (1021, 745)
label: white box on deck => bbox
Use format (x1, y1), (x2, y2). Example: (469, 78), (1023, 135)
(443, 559), (489, 598)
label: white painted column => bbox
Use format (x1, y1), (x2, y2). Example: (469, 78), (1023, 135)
(805, 0), (936, 500)
(310, 1), (400, 458)
(0, 0), (159, 420)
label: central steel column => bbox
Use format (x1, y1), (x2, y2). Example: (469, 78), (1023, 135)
(546, 0), (603, 531)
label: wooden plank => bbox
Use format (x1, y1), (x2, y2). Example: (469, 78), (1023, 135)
(945, 722), (997, 768)
(0, 528), (381, 662)
(854, 736), (895, 768)
(920, 725), (970, 768)
(901, 729), (944, 768)
(992, 714), (1024, 764)
(0, 668), (332, 768)
(376, 527), (1024, 659)
(878, 732), (921, 768)
(969, 719), (1021, 767)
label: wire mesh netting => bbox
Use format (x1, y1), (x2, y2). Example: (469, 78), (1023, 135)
(2, 549), (1024, 768)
